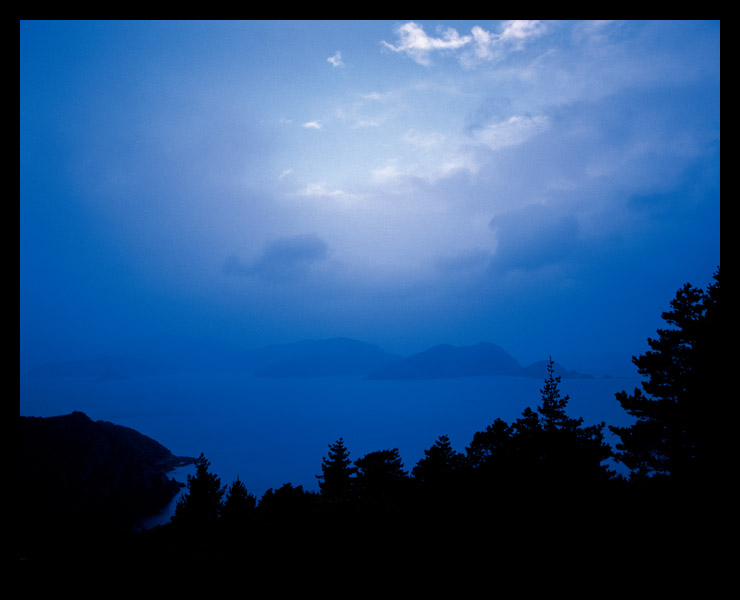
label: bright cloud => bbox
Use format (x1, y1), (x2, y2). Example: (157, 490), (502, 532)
(381, 22), (472, 65)
(327, 51), (343, 67)
(475, 115), (550, 151)
(382, 20), (546, 66)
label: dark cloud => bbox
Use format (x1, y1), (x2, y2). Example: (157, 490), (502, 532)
(224, 234), (329, 282)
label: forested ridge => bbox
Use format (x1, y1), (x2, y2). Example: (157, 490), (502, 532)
(19, 268), (720, 565)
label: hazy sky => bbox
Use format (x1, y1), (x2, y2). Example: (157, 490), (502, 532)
(20, 20), (720, 376)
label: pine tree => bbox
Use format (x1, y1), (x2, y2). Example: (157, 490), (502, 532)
(172, 453), (225, 529)
(610, 268), (720, 482)
(412, 435), (466, 484)
(510, 357), (611, 487)
(221, 477), (256, 528)
(354, 448), (408, 499)
(465, 418), (514, 469)
(316, 438), (356, 499)
(537, 357), (576, 432)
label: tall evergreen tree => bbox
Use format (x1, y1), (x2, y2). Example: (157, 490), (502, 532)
(221, 477), (256, 528)
(172, 453), (225, 529)
(465, 418), (514, 470)
(412, 435), (466, 484)
(354, 448), (408, 498)
(316, 438), (356, 499)
(610, 268), (720, 483)
(510, 357), (612, 486)
(537, 357), (576, 431)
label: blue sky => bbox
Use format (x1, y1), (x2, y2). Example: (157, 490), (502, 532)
(20, 20), (720, 376)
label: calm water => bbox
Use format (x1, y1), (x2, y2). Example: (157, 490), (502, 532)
(20, 372), (641, 526)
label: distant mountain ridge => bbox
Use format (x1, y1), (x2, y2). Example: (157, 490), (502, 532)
(365, 342), (522, 380)
(364, 342), (593, 380)
(24, 336), (593, 381)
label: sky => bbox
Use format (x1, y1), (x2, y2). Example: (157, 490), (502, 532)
(20, 20), (720, 377)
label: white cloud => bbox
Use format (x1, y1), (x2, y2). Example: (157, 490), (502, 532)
(302, 183), (344, 197)
(327, 51), (344, 67)
(370, 161), (403, 185)
(498, 20), (546, 43)
(299, 183), (362, 204)
(381, 22), (472, 65)
(475, 115), (550, 151)
(302, 121), (322, 130)
(401, 128), (446, 150)
(382, 21), (546, 66)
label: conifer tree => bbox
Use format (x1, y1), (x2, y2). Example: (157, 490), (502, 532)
(537, 357), (577, 432)
(610, 268), (720, 482)
(354, 448), (408, 498)
(465, 418), (514, 470)
(172, 453), (225, 529)
(316, 438), (356, 499)
(412, 435), (466, 484)
(221, 477), (256, 528)
(510, 357), (611, 486)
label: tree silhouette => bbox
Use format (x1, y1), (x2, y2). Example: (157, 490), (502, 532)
(463, 357), (612, 506)
(221, 477), (256, 529)
(316, 438), (356, 499)
(412, 435), (466, 484)
(465, 418), (514, 470)
(354, 448), (408, 501)
(171, 453), (225, 530)
(610, 268), (720, 483)
(515, 357), (611, 486)
(537, 357), (575, 431)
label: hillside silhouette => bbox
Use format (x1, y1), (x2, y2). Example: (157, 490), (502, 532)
(19, 411), (193, 558)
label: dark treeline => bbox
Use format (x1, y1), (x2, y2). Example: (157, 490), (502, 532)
(22, 268), (721, 566)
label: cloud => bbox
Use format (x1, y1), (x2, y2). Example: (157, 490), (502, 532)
(327, 51), (344, 67)
(382, 21), (546, 66)
(381, 22), (472, 65)
(474, 115), (550, 151)
(223, 234), (329, 282)
(401, 128), (446, 150)
(299, 183), (361, 204)
(302, 121), (322, 130)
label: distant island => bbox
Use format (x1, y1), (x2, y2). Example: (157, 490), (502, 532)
(24, 337), (593, 381)
(365, 342), (593, 380)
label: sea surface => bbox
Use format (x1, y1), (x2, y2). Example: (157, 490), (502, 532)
(20, 372), (641, 527)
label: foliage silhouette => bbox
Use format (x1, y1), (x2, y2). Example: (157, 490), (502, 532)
(221, 476), (256, 531)
(171, 453), (225, 531)
(355, 448), (407, 487)
(316, 437), (356, 500)
(610, 267), (720, 483)
(412, 434), (466, 484)
(353, 448), (410, 515)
